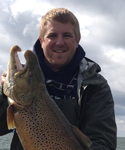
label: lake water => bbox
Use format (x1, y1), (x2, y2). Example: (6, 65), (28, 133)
(0, 133), (124, 150)
(117, 137), (125, 150)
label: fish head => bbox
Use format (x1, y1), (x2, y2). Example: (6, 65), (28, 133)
(3, 45), (45, 108)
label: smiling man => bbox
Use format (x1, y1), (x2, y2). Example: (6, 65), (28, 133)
(39, 20), (79, 71)
(0, 8), (117, 150)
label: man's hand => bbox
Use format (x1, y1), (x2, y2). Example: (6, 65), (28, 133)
(1, 71), (7, 86)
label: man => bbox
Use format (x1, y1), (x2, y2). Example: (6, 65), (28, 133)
(0, 8), (117, 150)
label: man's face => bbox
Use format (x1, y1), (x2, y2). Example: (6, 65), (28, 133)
(40, 20), (80, 71)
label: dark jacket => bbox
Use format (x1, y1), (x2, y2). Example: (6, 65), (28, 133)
(0, 41), (117, 149)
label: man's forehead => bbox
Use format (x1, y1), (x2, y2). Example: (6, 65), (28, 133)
(46, 20), (74, 32)
(46, 20), (73, 27)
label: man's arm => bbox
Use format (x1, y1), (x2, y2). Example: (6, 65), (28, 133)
(0, 85), (11, 135)
(0, 71), (12, 135)
(78, 82), (117, 150)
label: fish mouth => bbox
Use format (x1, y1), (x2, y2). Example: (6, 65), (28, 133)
(4, 45), (39, 108)
(7, 45), (24, 80)
(9, 45), (32, 80)
(4, 45), (32, 107)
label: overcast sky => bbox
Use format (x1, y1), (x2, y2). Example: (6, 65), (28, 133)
(0, 0), (125, 137)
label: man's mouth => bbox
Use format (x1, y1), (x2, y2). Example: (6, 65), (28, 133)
(53, 50), (67, 53)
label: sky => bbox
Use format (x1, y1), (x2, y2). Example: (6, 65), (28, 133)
(0, 0), (125, 137)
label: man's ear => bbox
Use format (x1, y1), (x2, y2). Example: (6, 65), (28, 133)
(39, 37), (43, 48)
(76, 36), (81, 48)
(77, 36), (81, 44)
(39, 37), (42, 44)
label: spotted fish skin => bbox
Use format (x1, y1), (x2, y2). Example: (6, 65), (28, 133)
(3, 45), (92, 150)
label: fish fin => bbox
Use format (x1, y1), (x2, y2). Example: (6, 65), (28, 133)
(72, 125), (92, 149)
(7, 105), (15, 130)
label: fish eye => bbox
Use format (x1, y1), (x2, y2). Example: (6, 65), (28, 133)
(29, 72), (32, 77)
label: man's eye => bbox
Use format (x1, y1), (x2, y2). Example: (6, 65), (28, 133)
(47, 34), (56, 38)
(64, 34), (72, 37)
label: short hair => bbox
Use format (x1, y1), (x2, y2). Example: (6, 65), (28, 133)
(39, 8), (81, 41)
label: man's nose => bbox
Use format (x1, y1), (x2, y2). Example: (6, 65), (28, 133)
(56, 36), (64, 45)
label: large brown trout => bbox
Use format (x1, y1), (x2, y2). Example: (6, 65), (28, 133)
(3, 45), (92, 150)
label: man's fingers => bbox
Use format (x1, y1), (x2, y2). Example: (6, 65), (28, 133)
(1, 71), (7, 85)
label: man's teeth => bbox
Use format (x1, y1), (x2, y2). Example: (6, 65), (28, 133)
(54, 50), (65, 53)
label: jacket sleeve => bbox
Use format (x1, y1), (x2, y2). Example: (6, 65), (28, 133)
(0, 85), (11, 135)
(78, 81), (117, 150)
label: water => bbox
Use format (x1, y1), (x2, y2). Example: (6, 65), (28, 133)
(0, 133), (124, 150)
(0, 133), (13, 150)
(117, 137), (125, 150)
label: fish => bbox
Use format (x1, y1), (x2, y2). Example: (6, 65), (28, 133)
(3, 45), (92, 150)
